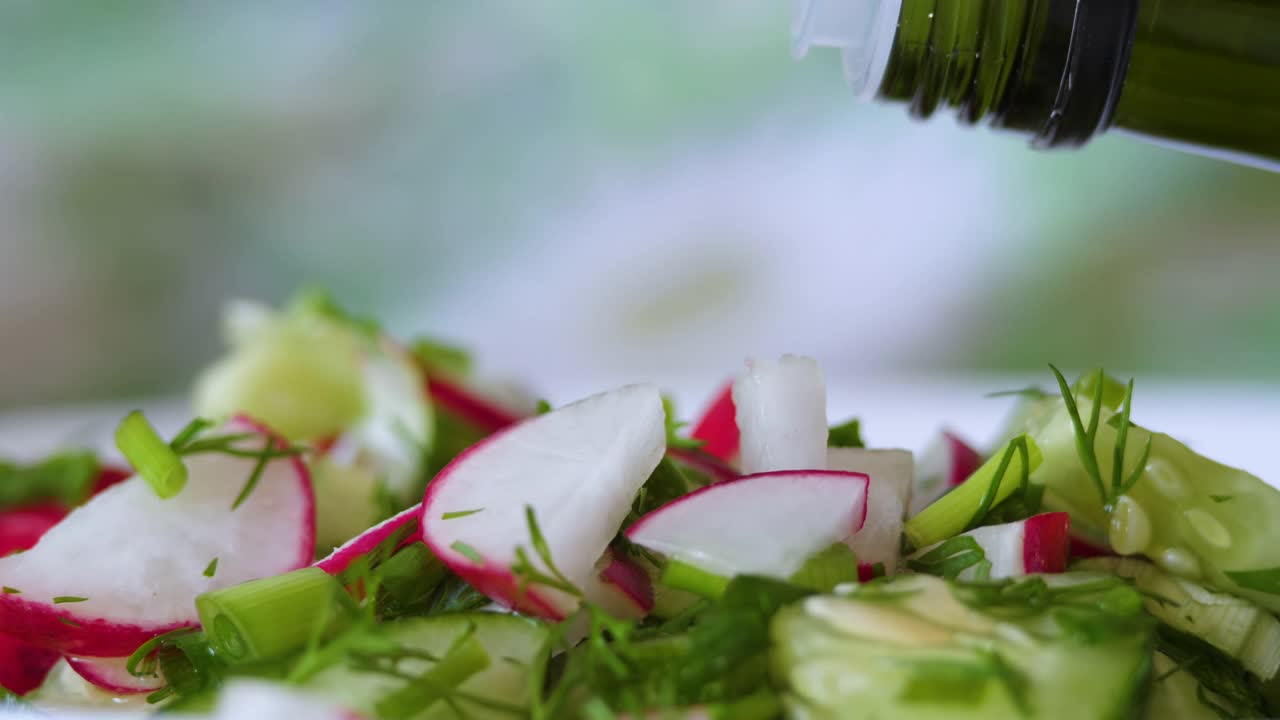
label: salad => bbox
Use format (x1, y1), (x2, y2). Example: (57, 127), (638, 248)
(2, 290), (1279, 719)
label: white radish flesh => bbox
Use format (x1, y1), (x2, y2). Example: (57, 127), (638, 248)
(732, 356), (828, 475)
(827, 448), (913, 575)
(626, 470), (868, 580)
(420, 384), (666, 620)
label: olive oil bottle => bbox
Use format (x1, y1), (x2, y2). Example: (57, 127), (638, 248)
(794, 0), (1280, 171)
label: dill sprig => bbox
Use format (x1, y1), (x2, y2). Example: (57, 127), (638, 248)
(511, 505), (583, 600)
(163, 417), (305, 510)
(1049, 366), (1151, 510)
(907, 536), (992, 581)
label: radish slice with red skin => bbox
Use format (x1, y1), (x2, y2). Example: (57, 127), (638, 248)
(908, 512), (1072, 580)
(626, 470), (869, 581)
(688, 382), (739, 463)
(827, 448), (913, 576)
(0, 417), (314, 656)
(315, 502), (422, 578)
(732, 356), (828, 475)
(1070, 533), (1114, 559)
(0, 633), (59, 695)
(65, 654), (162, 694)
(910, 430), (983, 516)
(421, 385), (666, 620)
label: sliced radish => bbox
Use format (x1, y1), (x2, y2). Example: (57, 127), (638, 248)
(426, 376), (523, 433)
(732, 356), (828, 475)
(626, 470), (869, 580)
(909, 430), (983, 516)
(315, 502), (422, 579)
(688, 382), (739, 463)
(666, 448), (738, 485)
(420, 384), (666, 620)
(594, 551), (655, 618)
(0, 633), (59, 695)
(827, 448), (913, 576)
(65, 654), (162, 694)
(0, 417), (315, 656)
(1070, 533), (1113, 559)
(908, 512), (1071, 580)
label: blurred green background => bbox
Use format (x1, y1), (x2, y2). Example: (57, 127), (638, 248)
(1, 2), (1278, 409)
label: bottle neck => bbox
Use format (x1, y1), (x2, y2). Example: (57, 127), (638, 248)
(875, 0), (1140, 148)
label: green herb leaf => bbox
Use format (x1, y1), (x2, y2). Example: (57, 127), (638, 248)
(115, 411), (188, 499)
(1, 587), (18, 595)
(1154, 624), (1269, 717)
(908, 536), (990, 580)
(58, 617), (81, 627)
(662, 396), (706, 451)
(229, 436), (275, 511)
(203, 558), (218, 578)
(534, 399), (553, 415)
(441, 509), (484, 520)
(0, 451), (99, 510)
(985, 387), (1051, 400)
(790, 542), (860, 591)
(1210, 495), (1234, 504)
(52, 596), (88, 604)
(827, 418), (865, 448)
(410, 337), (473, 378)
(168, 418), (215, 453)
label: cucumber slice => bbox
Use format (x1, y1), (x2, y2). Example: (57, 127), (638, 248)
(1144, 652), (1223, 720)
(1024, 390), (1280, 614)
(1077, 557), (1280, 680)
(771, 574), (1153, 720)
(300, 613), (549, 719)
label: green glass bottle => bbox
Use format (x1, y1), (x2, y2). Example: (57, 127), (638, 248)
(794, 0), (1280, 171)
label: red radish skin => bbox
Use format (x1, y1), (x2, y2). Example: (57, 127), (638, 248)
(688, 382), (739, 462)
(1022, 512), (1071, 573)
(626, 470), (870, 582)
(1070, 533), (1114, 559)
(0, 505), (66, 556)
(0, 465), (138, 557)
(427, 377), (523, 433)
(66, 654), (163, 694)
(599, 552), (655, 615)
(665, 448), (738, 485)
(943, 431), (983, 487)
(0, 633), (59, 695)
(0, 416), (314, 657)
(315, 503), (422, 577)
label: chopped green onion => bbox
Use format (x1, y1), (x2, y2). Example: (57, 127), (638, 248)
(905, 434), (1042, 550)
(827, 418), (865, 448)
(410, 337), (473, 378)
(52, 596), (87, 604)
(195, 567), (354, 664)
(441, 509), (483, 520)
(203, 558), (218, 578)
(660, 559), (730, 600)
(126, 627), (199, 678)
(790, 542), (860, 592)
(115, 411), (187, 499)
(373, 630), (491, 720)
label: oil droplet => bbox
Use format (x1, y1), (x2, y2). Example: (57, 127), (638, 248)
(1155, 547), (1202, 579)
(1185, 508), (1232, 548)
(1143, 457), (1188, 500)
(1109, 495), (1152, 555)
